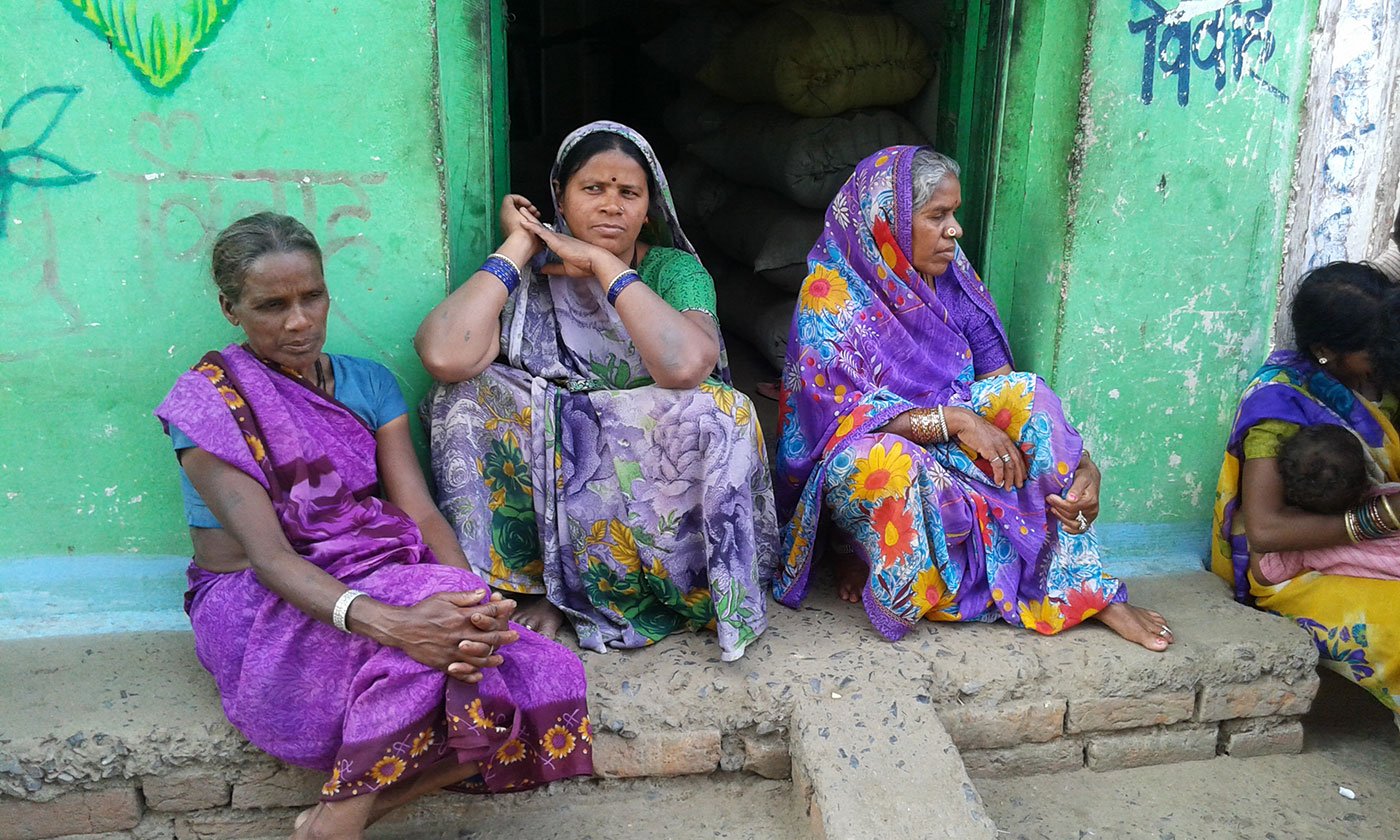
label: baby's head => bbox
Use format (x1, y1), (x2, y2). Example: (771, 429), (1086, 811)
(1278, 424), (1370, 514)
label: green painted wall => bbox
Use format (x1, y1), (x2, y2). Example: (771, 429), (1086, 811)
(0, 0), (496, 556)
(991, 0), (1318, 524)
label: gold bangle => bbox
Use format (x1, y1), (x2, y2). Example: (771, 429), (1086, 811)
(1343, 509), (1361, 544)
(909, 408), (935, 445)
(1380, 494), (1400, 531)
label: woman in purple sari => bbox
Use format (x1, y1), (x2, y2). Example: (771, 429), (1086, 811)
(156, 213), (592, 839)
(416, 122), (776, 661)
(775, 146), (1172, 650)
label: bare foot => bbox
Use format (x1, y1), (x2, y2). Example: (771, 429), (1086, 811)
(1094, 602), (1173, 652)
(291, 801), (368, 840)
(513, 594), (566, 638)
(831, 546), (867, 604)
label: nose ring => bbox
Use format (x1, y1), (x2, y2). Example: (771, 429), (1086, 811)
(944, 227), (958, 238)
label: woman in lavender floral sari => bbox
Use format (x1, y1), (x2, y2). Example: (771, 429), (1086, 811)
(158, 213), (591, 840)
(417, 122), (777, 661)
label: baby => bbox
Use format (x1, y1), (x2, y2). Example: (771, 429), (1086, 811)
(1259, 423), (1400, 583)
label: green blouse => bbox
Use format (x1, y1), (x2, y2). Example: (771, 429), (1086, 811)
(638, 246), (717, 319)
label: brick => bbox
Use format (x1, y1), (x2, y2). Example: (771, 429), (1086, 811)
(741, 733), (791, 780)
(0, 786), (142, 839)
(1197, 676), (1318, 721)
(593, 730), (721, 778)
(1085, 723), (1217, 771)
(174, 808), (300, 839)
(131, 813), (177, 840)
(938, 698), (1066, 749)
(141, 769), (231, 812)
(1066, 690), (1195, 733)
(230, 765), (323, 809)
(1218, 717), (1305, 758)
(959, 740), (1084, 779)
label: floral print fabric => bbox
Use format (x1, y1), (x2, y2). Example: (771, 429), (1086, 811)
(1214, 350), (1400, 710)
(156, 345), (592, 800)
(774, 145), (1125, 640)
(425, 121), (777, 661)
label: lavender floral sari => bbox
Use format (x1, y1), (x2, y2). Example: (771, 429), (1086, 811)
(156, 344), (592, 799)
(423, 122), (777, 661)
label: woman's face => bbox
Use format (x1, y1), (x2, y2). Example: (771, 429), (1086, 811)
(220, 249), (329, 373)
(557, 149), (650, 259)
(1326, 349), (1375, 391)
(909, 176), (963, 278)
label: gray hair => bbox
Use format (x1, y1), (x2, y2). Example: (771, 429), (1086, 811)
(210, 212), (322, 302)
(910, 148), (961, 211)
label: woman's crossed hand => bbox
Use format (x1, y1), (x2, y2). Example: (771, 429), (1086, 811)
(384, 589), (520, 683)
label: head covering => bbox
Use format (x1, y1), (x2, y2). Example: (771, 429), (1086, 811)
(502, 120), (729, 387)
(775, 145), (1010, 519)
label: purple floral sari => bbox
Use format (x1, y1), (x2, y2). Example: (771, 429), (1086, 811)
(775, 146), (1125, 641)
(423, 122), (777, 661)
(156, 344), (592, 799)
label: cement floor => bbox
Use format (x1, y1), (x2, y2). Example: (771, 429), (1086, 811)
(978, 671), (1400, 839)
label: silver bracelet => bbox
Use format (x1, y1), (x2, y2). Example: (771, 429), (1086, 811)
(332, 589), (366, 633)
(934, 405), (950, 442)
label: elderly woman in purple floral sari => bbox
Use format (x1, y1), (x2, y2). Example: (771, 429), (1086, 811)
(775, 146), (1172, 650)
(416, 122), (777, 661)
(157, 213), (591, 840)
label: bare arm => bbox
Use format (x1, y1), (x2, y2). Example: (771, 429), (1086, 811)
(180, 447), (516, 680)
(415, 196), (544, 383)
(1239, 456), (1353, 553)
(374, 415), (471, 570)
(614, 289), (720, 389)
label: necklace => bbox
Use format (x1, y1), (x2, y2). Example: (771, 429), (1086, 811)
(314, 358), (326, 391)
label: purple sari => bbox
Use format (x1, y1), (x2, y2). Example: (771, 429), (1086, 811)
(156, 344), (592, 799)
(775, 146), (1124, 640)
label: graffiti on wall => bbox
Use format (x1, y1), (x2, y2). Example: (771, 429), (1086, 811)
(1, 86), (95, 241)
(111, 111), (388, 283)
(1128, 0), (1285, 106)
(60, 0), (242, 91)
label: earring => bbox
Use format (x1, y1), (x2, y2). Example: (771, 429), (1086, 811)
(1317, 356), (1329, 365)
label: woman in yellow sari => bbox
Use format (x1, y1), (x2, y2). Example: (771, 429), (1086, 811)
(1213, 261), (1400, 719)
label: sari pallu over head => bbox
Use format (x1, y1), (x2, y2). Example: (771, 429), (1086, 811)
(501, 120), (730, 389)
(1211, 349), (1400, 601)
(773, 145), (1081, 606)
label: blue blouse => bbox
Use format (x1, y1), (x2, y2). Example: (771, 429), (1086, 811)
(169, 354), (408, 528)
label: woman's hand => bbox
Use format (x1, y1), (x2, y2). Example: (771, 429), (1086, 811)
(364, 589), (519, 683)
(520, 217), (628, 286)
(500, 194), (543, 242)
(946, 406), (1026, 490)
(1047, 453), (1101, 534)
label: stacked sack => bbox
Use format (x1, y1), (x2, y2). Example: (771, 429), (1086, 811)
(650, 1), (937, 374)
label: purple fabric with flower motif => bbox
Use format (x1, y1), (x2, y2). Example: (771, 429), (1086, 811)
(156, 344), (592, 799)
(774, 146), (1123, 638)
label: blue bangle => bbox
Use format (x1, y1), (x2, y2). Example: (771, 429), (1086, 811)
(481, 254), (520, 294)
(606, 269), (640, 306)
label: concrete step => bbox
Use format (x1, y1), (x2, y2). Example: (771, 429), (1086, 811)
(0, 571), (1320, 839)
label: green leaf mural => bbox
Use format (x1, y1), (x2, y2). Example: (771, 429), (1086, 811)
(61, 0), (243, 91)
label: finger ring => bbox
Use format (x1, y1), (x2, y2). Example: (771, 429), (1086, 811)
(487, 645), (497, 657)
(1075, 512), (1089, 530)
(998, 453), (1012, 463)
